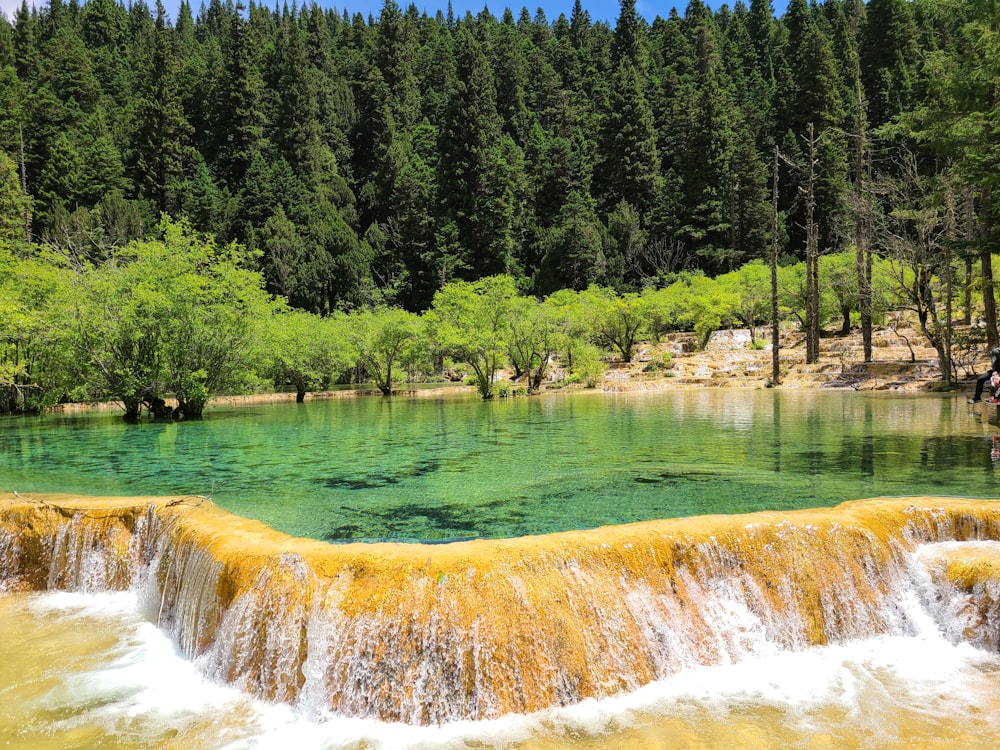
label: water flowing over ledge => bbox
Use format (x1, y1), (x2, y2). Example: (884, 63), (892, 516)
(1, 491), (999, 726)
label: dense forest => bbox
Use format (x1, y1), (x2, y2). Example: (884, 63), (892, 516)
(0, 0), (998, 415)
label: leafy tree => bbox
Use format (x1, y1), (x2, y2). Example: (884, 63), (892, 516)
(778, 259), (841, 334)
(430, 274), (517, 399)
(540, 287), (594, 369)
(717, 260), (771, 342)
(582, 286), (648, 362)
(73, 220), (277, 420)
(568, 340), (605, 387)
(349, 305), (421, 395)
(0, 244), (77, 412)
(72, 245), (170, 420)
(157, 224), (277, 416)
(506, 296), (563, 392)
(267, 309), (352, 402)
(653, 274), (740, 346)
(819, 250), (860, 335)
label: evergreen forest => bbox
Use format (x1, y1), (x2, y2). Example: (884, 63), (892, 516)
(1, 0), (999, 415)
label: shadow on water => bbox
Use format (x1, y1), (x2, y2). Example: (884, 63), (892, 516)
(324, 502), (480, 543)
(634, 469), (724, 484)
(319, 458), (443, 490)
(324, 496), (529, 543)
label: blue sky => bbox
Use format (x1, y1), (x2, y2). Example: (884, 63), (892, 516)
(2, 0), (787, 27)
(303, 0), (693, 25)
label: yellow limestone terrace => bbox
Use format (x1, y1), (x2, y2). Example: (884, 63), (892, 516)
(917, 540), (1000, 652)
(1, 492), (1000, 725)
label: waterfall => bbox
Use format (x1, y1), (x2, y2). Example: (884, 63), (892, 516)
(913, 541), (1000, 651)
(2, 491), (1000, 726)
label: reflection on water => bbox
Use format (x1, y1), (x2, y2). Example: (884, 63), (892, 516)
(2, 391), (1000, 542)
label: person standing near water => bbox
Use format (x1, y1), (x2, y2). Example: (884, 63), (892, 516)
(969, 346), (1000, 403)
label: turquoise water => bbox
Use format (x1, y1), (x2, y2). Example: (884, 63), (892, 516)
(1, 390), (998, 542)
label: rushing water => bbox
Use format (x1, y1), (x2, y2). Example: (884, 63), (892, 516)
(2, 543), (1000, 750)
(1, 390), (999, 542)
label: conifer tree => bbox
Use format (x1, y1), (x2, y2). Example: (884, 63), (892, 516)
(211, 2), (266, 192)
(438, 28), (517, 279)
(595, 58), (661, 219)
(133, 0), (192, 216)
(861, 0), (919, 128)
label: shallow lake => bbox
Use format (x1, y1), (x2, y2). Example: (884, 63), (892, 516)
(2, 389), (999, 542)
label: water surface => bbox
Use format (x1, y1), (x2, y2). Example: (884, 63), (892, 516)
(1, 390), (997, 541)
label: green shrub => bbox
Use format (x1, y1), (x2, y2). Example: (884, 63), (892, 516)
(643, 350), (674, 372)
(572, 342), (606, 388)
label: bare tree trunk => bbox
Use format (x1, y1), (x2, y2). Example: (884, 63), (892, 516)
(771, 146), (781, 386)
(981, 0), (1000, 345)
(944, 256), (954, 387)
(853, 69), (872, 362)
(983, 188), (998, 348)
(965, 187), (974, 325)
(382, 362), (393, 396)
(805, 124), (820, 364)
(942, 181), (957, 388)
(18, 124), (30, 243)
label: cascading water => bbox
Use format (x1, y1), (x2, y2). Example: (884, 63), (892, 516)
(2, 491), (1000, 748)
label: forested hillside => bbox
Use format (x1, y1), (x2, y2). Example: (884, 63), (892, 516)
(1, 0), (994, 312)
(1, 0), (998, 416)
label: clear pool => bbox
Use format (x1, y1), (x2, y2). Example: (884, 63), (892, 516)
(2, 389), (997, 542)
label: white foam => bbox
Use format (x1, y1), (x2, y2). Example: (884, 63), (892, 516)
(27, 589), (139, 617)
(9, 542), (1000, 749)
(228, 623), (1000, 750)
(21, 591), (259, 741)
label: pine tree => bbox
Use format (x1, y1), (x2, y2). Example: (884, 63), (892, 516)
(861, 0), (919, 128)
(612, 0), (647, 70)
(211, 2), (266, 192)
(79, 0), (130, 104)
(595, 58), (661, 219)
(0, 151), (30, 243)
(537, 189), (605, 293)
(775, 0), (849, 259)
(375, 0), (421, 131)
(133, 0), (193, 216)
(438, 28), (517, 278)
